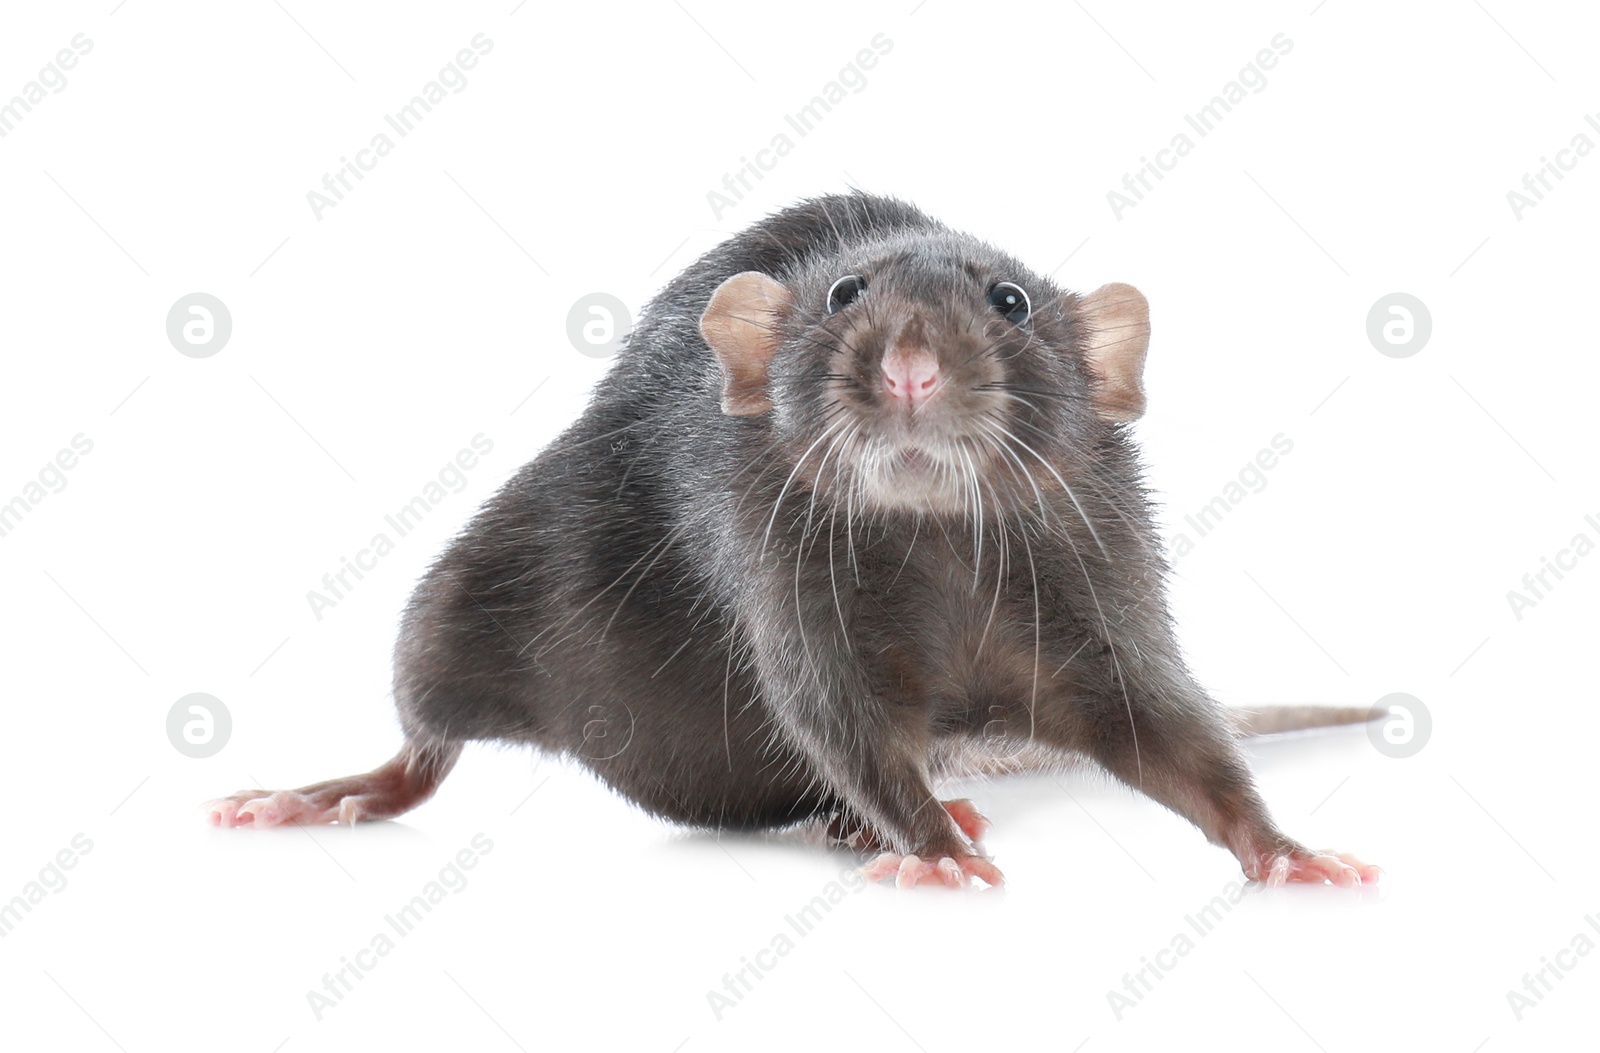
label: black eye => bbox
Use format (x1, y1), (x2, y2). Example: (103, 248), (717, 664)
(827, 274), (867, 314)
(988, 281), (1031, 325)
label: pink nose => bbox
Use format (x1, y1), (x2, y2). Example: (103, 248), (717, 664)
(882, 347), (940, 407)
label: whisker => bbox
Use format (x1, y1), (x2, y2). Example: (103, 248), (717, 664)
(984, 419), (1109, 560)
(762, 418), (848, 555)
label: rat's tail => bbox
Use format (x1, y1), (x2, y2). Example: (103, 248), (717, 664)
(936, 705), (1381, 779)
(1227, 704), (1382, 737)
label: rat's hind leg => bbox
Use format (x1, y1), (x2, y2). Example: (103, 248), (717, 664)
(205, 738), (461, 828)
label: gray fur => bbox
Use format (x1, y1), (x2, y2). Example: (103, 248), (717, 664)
(387, 193), (1342, 872)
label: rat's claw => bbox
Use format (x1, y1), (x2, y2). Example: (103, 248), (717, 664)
(860, 853), (902, 883)
(961, 854), (1006, 888)
(861, 852), (1005, 890)
(202, 797), (247, 827)
(205, 788), (341, 828)
(1250, 847), (1378, 887)
(235, 796), (284, 825)
(897, 854), (929, 889)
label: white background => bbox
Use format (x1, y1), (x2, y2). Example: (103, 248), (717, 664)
(2, 1), (1596, 1050)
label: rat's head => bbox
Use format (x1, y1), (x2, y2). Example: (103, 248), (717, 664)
(699, 231), (1150, 517)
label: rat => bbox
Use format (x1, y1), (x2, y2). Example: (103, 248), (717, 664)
(207, 192), (1380, 890)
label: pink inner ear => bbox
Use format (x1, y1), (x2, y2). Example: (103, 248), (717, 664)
(700, 271), (791, 416)
(1079, 284), (1150, 422)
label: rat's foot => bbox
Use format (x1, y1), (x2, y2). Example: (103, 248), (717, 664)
(1245, 847), (1380, 888)
(861, 852), (1005, 890)
(828, 798), (991, 851)
(205, 784), (371, 828)
(204, 741), (461, 829)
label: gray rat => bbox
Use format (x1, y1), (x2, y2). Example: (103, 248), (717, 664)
(208, 193), (1378, 889)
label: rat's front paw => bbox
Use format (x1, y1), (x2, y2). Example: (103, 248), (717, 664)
(861, 851), (1005, 890)
(1246, 848), (1380, 888)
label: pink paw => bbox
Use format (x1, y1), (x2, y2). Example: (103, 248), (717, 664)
(204, 789), (345, 828)
(1247, 848), (1380, 888)
(861, 852), (1006, 890)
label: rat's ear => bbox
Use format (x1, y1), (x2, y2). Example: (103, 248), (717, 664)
(700, 271), (792, 416)
(1078, 283), (1151, 422)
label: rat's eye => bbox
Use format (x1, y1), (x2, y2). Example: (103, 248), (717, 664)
(826, 275), (867, 314)
(988, 281), (1031, 325)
